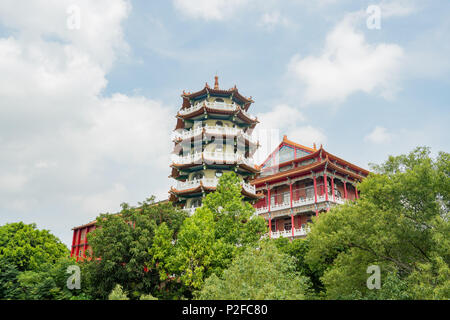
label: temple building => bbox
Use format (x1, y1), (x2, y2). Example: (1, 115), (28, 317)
(169, 77), (261, 214)
(251, 135), (369, 239)
(69, 78), (370, 259)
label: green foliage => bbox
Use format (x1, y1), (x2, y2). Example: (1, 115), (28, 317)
(306, 147), (449, 300)
(197, 241), (311, 300)
(139, 293), (158, 300)
(0, 223), (87, 300)
(165, 172), (267, 293)
(0, 257), (20, 299)
(273, 237), (323, 294)
(407, 254), (450, 299)
(83, 196), (188, 300)
(108, 284), (129, 300)
(0, 222), (68, 272)
(1, 255), (91, 300)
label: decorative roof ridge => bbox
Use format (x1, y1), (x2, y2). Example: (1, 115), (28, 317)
(252, 159), (327, 185)
(181, 78), (254, 103)
(320, 149), (370, 175)
(282, 135), (316, 153)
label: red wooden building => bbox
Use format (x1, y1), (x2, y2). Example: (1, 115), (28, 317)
(251, 135), (369, 239)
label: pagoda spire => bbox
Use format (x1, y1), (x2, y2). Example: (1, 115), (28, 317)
(214, 75), (219, 89)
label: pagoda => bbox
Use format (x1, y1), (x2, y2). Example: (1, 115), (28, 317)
(169, 77), (261, 214)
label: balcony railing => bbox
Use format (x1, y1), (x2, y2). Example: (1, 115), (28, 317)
(178, 103), (204, 116)
(183, 207), (199, 216)
(242, 181), (256, 194)
(172, 152), (256, 167)
(240, 108), (257, 121)
(254, 194), (345, 215)
(270, 227), (310, 239)
(174, 178), (256, 194)
(205, 101), (238, 111)
(171, 152), (202, 165)
(172, 127), (203, 141)
(178, 102), (238, 116)
(173, 126), (258, 144)
(178, 102), (257, 122)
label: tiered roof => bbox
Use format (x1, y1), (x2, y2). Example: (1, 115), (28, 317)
(181, 76), (254, 110)
(253, 136), (370, 187)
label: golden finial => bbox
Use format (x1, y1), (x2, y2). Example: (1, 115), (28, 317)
(313, 143), (317, 150)
(214, 76), (219, 89)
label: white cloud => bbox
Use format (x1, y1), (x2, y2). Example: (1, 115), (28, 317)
(287, 125), (327, 147)
(256, 104), (306, 132)
(380, 0), (418, 18)
(258, 12), (293, 30)
(0, 0), (174, 246)
(364, 126), (392, 144)
(286, 14), (404, 105)
(173, 0), (249, 21)
(253, 104), (326, 164)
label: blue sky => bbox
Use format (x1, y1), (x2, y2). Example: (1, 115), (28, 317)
(0, 0), (449, 247)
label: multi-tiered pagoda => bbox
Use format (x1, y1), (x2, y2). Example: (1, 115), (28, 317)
(169, 77), (261, 214)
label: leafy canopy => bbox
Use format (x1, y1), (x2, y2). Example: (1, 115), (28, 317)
(82, 197), (187, 300)
(197, 241), (311, 300)
(306, 147), (449, 299)
(152, 172), (267, 293)
(0, 222), (68, 272)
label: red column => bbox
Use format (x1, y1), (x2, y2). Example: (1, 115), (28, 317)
(324, 173), (328, 202)
(291, 213), (295, 237)
(268, 187), (271, 238)
(289, 183), (293, 208)
(83, 229), (88, 258)
(313, 175), (318, 203)
(290, 182), (294, 237)
(70, 230), (76, 257)
(344, 181), (348, 200)
(331, 176), (335, 202)
(355, 185), (359, 199)
(75, 229), (82, 262)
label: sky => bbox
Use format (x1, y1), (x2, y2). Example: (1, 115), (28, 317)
(0, 0), (449, 247)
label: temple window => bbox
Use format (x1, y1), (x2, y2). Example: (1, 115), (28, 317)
(191, 198), (202, 208)
(192, 172), (203, 180)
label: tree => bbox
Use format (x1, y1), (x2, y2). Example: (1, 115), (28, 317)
(0, 222), (68, 272)
(165, 172), (267, 294)
(108, 284), (129, 300)
(197, 241), (311, 300)
(6, 257), (91, 300)
(273, 237), (323, 295)
(82, 197), (187, 300)
(0, 257), (20, 299)
(306, 147), (449, 299)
